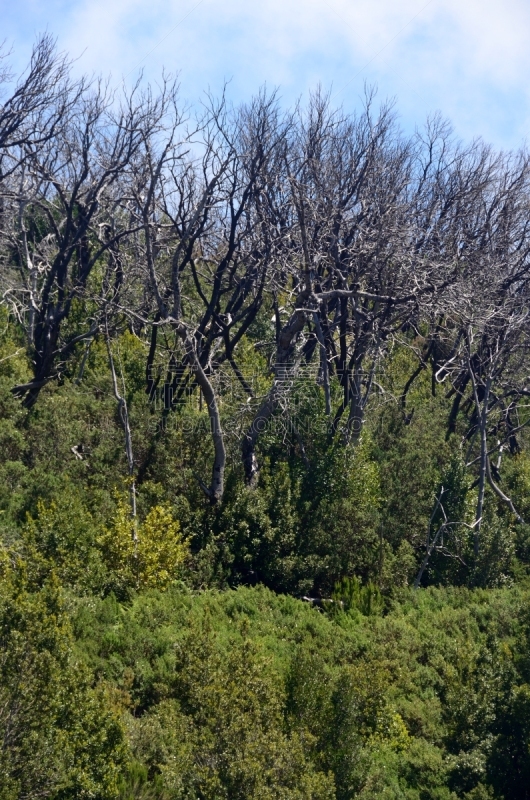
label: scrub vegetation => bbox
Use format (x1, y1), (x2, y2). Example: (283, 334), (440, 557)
(2, 36), (530, 798)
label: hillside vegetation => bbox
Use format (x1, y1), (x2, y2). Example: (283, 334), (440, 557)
(1, 37), (530, 798)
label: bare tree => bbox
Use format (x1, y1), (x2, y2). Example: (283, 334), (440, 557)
(242, 92), (451, 484)
(105, 321), (137, 522)
(3, 78), (166, 406)
(0, 35), (80, 180)
(126, 90), (289, 502)
(430, 149), (530, 554)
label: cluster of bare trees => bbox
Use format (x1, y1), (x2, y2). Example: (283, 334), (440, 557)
(404, 146), (530, 548)
(2, 38), (530, 556)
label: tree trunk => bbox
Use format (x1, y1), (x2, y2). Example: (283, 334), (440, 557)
(183, 334), (226, 503)
(242, 298), (309, 484)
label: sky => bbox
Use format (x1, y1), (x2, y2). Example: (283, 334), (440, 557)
(3, 0), (530, 151)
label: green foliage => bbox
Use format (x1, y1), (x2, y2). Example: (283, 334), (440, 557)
(200, 438), (382, 596)
(0, 554), (126, 799)
(99, 497), (188, 594)
(22, 489), (107, 591)
(66, 582), (530, 799)
(372, 345), (452, 558)
(2, 310), (530, 797)
(330, 576), (384, 618)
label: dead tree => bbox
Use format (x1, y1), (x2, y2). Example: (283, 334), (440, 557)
(242, 92), (449, 483)
(0, 34), (81, 182)
(4, 79), (166, 406)
(431, 149), (530, 553)
(125, 90), (289, 502)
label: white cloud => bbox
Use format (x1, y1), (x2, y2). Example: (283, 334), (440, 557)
(9, 0), (530, 148)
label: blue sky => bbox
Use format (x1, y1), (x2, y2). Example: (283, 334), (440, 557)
(3, 0), (530, 151)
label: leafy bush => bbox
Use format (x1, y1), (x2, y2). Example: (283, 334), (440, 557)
(0, 553), (126, 799)
(99, 498), (188, 593)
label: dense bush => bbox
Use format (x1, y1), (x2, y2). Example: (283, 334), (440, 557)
(2, 39), (530, 795)
(0, 554), (126, 799)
